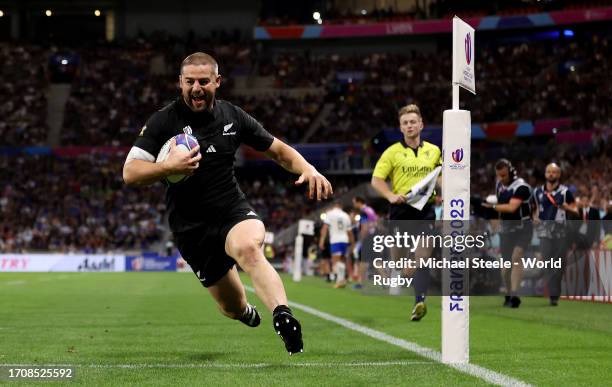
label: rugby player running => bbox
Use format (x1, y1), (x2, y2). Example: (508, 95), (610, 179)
(123, 52), (332, 354)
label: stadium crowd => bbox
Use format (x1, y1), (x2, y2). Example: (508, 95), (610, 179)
(261, 32), (611, 142)
(1, 26), (611, 252)
(0, 153), (166, 253)
(0, 27), (599, 146)
(0, 43), (50, 146)
(60, 42), (162, 146)
(61, 32), (255, 146)
(233, 94), (325, 144)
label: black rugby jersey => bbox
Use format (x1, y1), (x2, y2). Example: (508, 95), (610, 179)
(495, 178), (533, 221)
(133, 97), (274, 232)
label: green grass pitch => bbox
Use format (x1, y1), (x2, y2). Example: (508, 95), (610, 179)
(1, 272), (610, 386)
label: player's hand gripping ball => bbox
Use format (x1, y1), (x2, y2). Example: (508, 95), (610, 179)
(156, 133), (200, 183)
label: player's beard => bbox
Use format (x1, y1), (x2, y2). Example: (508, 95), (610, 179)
(186, 90), (214, 112)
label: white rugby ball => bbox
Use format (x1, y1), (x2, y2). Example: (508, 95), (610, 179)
(485, 194), (498, 205)
(156, 134), (199, 183)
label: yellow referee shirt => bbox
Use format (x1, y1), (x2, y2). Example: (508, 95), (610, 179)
(372, 140), (441, 196)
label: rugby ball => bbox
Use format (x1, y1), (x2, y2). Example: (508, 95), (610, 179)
(485, 194), (498, 205)
(156, 133), (200, 183)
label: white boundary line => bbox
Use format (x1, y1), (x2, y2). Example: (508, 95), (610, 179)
(244, 286), (531, 387)
(2, 280), (26, 286)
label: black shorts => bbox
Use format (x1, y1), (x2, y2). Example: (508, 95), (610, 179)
(500, 224), (533, 260)
(389, 203), (437, 236)
(389, 202), (436, 221)
(174, 201), (261, 287)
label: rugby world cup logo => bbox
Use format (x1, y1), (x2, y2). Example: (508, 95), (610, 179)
(452, 148), (464, 163)
(465, 33), (472, 65)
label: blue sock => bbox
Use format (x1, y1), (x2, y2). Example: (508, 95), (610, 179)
(416, 294), (426, 304)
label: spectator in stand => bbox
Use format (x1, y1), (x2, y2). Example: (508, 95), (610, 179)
(0, 153), (165, 253)
(0, 43), (50, 146)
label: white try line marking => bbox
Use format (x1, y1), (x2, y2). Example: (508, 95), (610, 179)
(1, 361), (431, 369)
(0, 276), (70, 285)
(1, 280), (26, 286)
(245, 286), (530, 387)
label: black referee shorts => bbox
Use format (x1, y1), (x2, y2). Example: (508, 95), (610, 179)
(389, 203), (437, 235)
(174, 201), (262, 288)
(500, 223), (533, 261)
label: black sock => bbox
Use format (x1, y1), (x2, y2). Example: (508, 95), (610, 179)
(413, 268), (430, 299)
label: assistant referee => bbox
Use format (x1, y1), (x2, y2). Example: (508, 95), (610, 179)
(371, 103), (441, 321)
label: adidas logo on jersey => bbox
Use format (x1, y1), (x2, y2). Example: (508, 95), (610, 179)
(246, 211), (257, 216)
(206, 145), (216, 153)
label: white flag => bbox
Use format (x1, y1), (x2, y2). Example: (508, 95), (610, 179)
(452, 16), (476, 94)
(405, 166), (441, 211)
